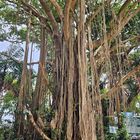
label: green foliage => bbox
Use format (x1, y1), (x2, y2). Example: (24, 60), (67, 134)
(3, 91), (14, 103)
(0, 45), (23, 81)
(105, 129), (130, 140)
(116, 125), (131, 140)
(105, 123), (131, 140)
(122, 12), (140, 41)
(125, 50), (140, 111)
(0, 128), (4, 140)
(105, 133), (117, 140)
(17, 27), (27, 41)
(129, 49), (140, 67)
(4, 74), (14, 84)
(0, 125), (15, 140)
(2, 91), (17, 115)
(0, 91), (17, 139)
(0, 0), (30, 42)
(101, 88), (108, 94)
(127, 95), (140, 113)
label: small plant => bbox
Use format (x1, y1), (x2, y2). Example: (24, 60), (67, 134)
(116, 124), (131, 140)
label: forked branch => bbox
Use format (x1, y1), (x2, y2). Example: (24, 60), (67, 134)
(20, 0), (47, 21)
(39, 0), (58, 33)
(49, 0), (64, 20)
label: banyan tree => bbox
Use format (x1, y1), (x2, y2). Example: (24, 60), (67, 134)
(1, 0), (140, 140)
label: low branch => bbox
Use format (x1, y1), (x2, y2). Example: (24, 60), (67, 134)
(118, 0), (132, 18)
(122, 35), (140, 44)
(122, 4), (140, 27)
(20, 0), (47, 21)
(39, 0), (58, 33)
(101, 64), (140, 99)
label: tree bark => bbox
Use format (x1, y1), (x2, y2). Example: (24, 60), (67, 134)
(16, 15), (31, 138)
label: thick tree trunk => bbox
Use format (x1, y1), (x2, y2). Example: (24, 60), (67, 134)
(51, 1), (97, 140)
